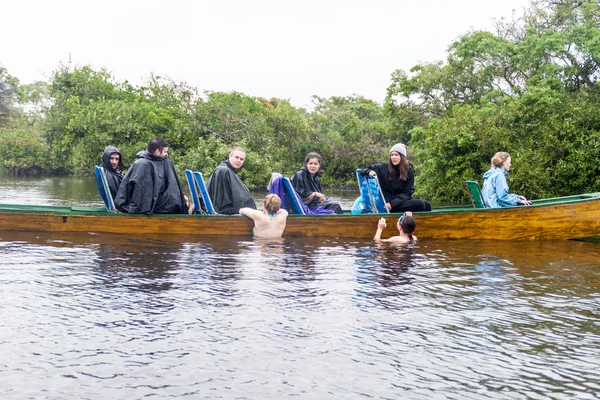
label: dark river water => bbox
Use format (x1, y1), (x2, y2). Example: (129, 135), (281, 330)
(1, 175), (599, 399)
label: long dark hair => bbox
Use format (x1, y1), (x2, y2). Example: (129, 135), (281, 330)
(399, 214), (416, 243)
(388, 153), (409, 181)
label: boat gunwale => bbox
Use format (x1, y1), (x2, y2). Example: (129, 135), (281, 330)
(1, 191), (599, 217)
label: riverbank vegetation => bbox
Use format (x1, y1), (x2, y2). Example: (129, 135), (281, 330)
(2, 0), (600, 203)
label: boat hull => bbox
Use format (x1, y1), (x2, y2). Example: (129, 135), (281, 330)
(1, 193), (600, 240)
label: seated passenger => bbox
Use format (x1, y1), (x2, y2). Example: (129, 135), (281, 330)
(481, 151), (531, 208)
(360, 143), (431, 213)
(291, 152), (343, 214)
(114, 137), (188, 214)
(206, 147), (256, 214)
(100, 145), (124, 200)
(240, 194), (288, 238)
(373, 212), (417, 243)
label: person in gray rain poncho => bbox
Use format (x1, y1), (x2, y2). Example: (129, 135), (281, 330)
(206, 147), (257, 214)
(114, 137), (189, 214)
(100, 145), (124, 200)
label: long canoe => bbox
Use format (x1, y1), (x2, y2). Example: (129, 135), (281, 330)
(1, 192), (600, 240)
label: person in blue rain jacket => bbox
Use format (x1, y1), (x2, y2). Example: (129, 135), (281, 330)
(481, 152), (531, 208)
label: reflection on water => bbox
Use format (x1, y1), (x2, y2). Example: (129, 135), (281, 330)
(1, 231), (599, 398)
(0, 174), (102, 206)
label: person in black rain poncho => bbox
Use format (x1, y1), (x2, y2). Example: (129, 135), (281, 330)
(206, 147), (257, 214)
(100, 145), (124, 200)
(291, 152), (343, 214)
(360, 143), (431, 213)
(114, 137), (188, 214)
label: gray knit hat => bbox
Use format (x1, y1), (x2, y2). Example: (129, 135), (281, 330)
(390, 143), (407, 157)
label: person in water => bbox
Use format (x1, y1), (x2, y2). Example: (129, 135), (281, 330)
(206, 147), (257, 214)
(481, 151), (531, 208)
(361, 143), (431, 213)
(100, 145), (124, 200)
(373, 211), (417, 243)
(291, 152), (343, 214)
(114, 137), (189, 214)
(240, 194), (288, 238)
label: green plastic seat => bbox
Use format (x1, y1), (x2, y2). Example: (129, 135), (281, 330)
(465, 180), (486, 209)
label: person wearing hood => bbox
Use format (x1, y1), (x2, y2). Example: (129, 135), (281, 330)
(481, 152), (531, 208)
(114, 137), (188, 214)
(100, 145), (124, 200)
(291, 152), (342, 214)
(206, 147), (257, 214)
(360, 143), (432, 213)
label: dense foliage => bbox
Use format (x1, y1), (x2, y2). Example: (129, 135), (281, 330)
(1, 64), (396, 189)
(2, 0), (600, 202)
(386, 0), (600, 202)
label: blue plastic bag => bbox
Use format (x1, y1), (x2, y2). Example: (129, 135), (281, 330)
(351, 196), (365, 214)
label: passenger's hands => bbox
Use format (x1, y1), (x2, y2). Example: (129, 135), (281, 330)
(184, 195), (193, 214)
(385, 202), (392, 212)
(378, 218), (387, 229)
(369, 171), (377, 178)
(404, 211), (413, 217)
(518, 195), (532, 206)
(308, 192), (326, 202)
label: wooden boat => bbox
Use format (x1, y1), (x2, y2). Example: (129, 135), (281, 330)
(1, 192), (600, 240)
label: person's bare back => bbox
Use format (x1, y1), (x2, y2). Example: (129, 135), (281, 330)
(240, 194), (288, 238)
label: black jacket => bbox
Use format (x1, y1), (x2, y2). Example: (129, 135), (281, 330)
(291, 167), (323, 208)
(360, 163), (415, 210)
(114, 151), (187, 214)
(206, 160), (256, 214)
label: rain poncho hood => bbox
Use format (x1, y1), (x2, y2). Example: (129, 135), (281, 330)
(114, 150), (187, 214)
(206, 160), (256, 215)
(100, 145), (124, 199)
(481, 167), (519, 208)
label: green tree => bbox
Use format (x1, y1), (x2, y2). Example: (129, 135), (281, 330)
(0, 65), (17, 127)
(308, 95), (394, 186)
(43, 65), (199, 174)
(387, 0), (600, 203)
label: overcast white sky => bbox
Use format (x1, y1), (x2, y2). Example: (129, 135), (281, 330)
(1, 0), (530, 108)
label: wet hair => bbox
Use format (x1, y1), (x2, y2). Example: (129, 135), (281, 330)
(264, 194), (281, 214)
(399, 214), (416, 243)
(388, 153), (409, 181)
(230, 146), (246, 156)
(148, 137), (169, 153)
(491, 152), (510, 168)
(304, 152), (322, 166)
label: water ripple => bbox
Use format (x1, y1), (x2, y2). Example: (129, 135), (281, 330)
(1, 234), (599, 399)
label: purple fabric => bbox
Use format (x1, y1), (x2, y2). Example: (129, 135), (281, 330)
(308, 204), (335, 215)
(268, 177), (288, 210)
(268, 177), (334, 215)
